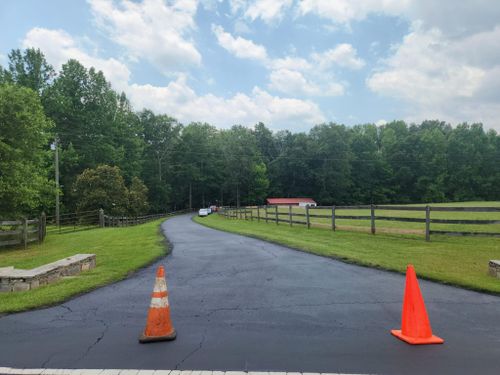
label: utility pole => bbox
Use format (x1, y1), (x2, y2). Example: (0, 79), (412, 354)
(236, 184), (240, 208)
(54, 137), (60, 227)
(189, 182), (192, 210)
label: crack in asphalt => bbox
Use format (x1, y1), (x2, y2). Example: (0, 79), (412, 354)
(174, 328), (208, 370)
(76, 318), (109, 363)
(41, 352), (57, 368)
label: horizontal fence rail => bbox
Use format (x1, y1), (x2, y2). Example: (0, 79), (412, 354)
(46, 210), (100, 235)
(219, 204), (500, 241)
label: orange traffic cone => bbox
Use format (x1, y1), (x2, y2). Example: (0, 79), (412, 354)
(139, 265), (177, 343)
(391, 265), (444, 345)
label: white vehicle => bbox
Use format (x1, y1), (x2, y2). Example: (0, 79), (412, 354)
(198, 208), (209, 217)
(207, 207), (212, 214)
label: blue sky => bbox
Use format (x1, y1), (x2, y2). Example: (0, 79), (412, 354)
(1, 0), (500, 131)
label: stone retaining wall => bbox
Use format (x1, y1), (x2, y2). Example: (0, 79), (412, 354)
(0, 254), (96, 292)
(489, 260), (500, 279)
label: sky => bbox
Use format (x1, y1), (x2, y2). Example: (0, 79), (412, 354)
(1, 0), (500, 132)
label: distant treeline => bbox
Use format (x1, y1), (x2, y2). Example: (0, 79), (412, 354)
(1, 48), (500, 218)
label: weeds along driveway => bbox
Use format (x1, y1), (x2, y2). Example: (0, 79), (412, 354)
(0, 213), (500, 374)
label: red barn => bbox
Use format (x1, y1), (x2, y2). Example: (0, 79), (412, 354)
(266, 198), (317, 207)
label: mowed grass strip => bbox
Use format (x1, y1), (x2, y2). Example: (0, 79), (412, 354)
(0, 218), (168, 314)
(194, 214), (500, 294)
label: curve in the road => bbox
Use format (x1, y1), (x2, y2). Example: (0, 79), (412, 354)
(1, 214), (500, 375)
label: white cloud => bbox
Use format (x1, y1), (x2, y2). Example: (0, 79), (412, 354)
(367, 23), (500, 128)
(297, 0), (500, 38)
(228, 0), (292, 24)
(269, 68), (344, 96)
(311, 44), (365, 70)
(23, 26), (324, 129)
(211, 26), (361, 98)
(244, 0), (293, 24)
(228, 0), (246, 15)
(127, 76), (325, 129)
(269, 56), (312, 71)
(297, 0), (408, 25)
(22, 28), (131, 92)
(295, 0), (500, 128)
(87, 0), (201, 74)
(212, 24), (268, 61)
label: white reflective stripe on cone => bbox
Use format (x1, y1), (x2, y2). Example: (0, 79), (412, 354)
(153, 278), (167, 293)
(150, 296), (169, 308)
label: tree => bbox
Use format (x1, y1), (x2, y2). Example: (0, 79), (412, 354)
(43, 59), (144, 210)
(7, 48), (55, 94)
(128, 177), (150, 215)
(0, 84), (53, 217)
(140, 110), (181, 211)
(72, 165), (128, 216)
(221, 125), (269, 206)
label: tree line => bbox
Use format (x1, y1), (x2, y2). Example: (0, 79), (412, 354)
(1, 48), (500, 218)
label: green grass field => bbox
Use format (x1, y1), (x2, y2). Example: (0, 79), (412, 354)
(0, 218), (168, 314)
(194, 210), (500, 294)
(241, 201), (500, 235)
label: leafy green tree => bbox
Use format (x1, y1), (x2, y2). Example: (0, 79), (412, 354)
(128, 177), (150, 215)
(221, 125), (269, 206)
(309, 123), (352, 204)
(172, 122), (218, 208)
(72, 165), (128, 216)
(0, 84), (53, 217)
(7, 48), (55, 94)
(140, 110), (181, 211)
(44, 60), (144, 210)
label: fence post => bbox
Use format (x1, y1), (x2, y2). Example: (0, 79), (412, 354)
(250, 207), (253, 221)
(265, 205), (269, 223)
(99, 209), (105, 228)
(289, 205), (292, 227)
(332, 205), (336, 231)
(257, 206), (260, 222)
(39, 212), (46, 242)
(244, 208), (247, 220)
(22, 218), (28, 249)
(371, 204), (376, 235)
(306, 205), (310, 229)
(425, 205), (431, 242)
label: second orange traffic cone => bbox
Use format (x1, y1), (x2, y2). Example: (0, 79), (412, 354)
(139, 265), (177, 343)
(391, 265), (444, 345)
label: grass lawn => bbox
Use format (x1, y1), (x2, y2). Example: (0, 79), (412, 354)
(0, 218), (168, 314)
(194, 213), (500, 294)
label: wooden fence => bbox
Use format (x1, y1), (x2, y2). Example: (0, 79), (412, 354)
(1, 208), (191, 249)
(103, 209), (191, 227)
(0, 213), (46, 249)
(46, 210), (100, 235)
(219, 205), (500, 241)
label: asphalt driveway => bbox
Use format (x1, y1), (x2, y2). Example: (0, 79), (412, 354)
(1, 213), (500, 374)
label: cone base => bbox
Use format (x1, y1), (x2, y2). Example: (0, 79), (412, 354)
(139, 329), (177, 344)
(391, 329), (444, 345)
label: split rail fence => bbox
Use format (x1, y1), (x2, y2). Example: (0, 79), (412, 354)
(0, 214), (46, 249)
(103, 209), (191, 227)
(1, 208), (191, 249)
(219, 205), (500, 241)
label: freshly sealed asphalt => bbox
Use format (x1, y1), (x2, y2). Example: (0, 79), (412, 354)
(1, 214), (500, 374)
